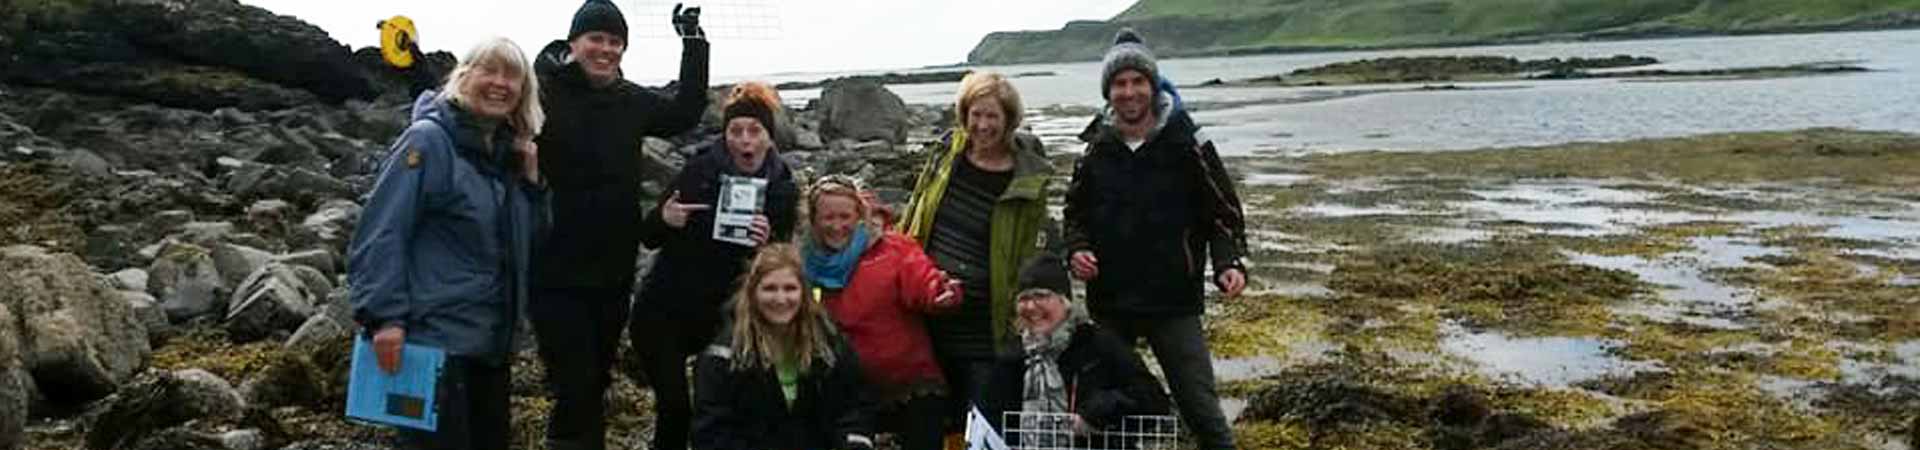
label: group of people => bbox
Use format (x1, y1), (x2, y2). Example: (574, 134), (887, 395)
(346, 2), (1249, 450)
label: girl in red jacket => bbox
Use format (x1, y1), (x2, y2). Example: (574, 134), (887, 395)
(802, 175), (963, 450)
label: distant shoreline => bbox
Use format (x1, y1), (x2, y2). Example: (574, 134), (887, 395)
(963, 24), (1920, 67)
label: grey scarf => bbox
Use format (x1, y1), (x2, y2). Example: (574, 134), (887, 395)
(1020, 305), (1092, 432)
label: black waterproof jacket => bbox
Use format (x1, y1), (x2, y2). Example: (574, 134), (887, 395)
(636, 143), (799, 315)
(531, 38), (709, 289)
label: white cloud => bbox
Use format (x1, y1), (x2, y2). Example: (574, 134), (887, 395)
(240, 0), (1134, 82)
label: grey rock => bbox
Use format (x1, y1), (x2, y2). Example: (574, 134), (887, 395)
(145, 210), (196, 237)
(213, 108), (259, 127)
(289, 265), (333, 297)
(173, 368), (247, 413)
(819, 79), (911, 144)
(794, 129), (825, 150)
(147, 241), (229, 322)
(220, 429), (265, 450)
(283, 313), (348, 354)
(211, 243), (274, 288)
(54, 148), (112, 178)
(119, 290), (172, 338)
(225, 163), (353, 206)
(275, 249), (337, 278)
(294, 200), (360, 251)
(176, 221), (238, 246)
(0, 245), (152, 403)
(225, 233), (284, 253)
(110, 268), (151, 292)
(245, 200), (296, 236)
(640, 137), (686, 184)
(224, 264), (319, 342)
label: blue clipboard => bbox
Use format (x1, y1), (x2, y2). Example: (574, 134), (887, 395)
(345, 334), (446, 431)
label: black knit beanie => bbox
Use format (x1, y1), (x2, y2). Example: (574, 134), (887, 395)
(569, 0), (628, 42)
(1018, 253), (1073, 300)
(724, 99), (778, 142)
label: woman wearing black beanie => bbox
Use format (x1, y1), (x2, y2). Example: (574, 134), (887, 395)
(526, 2), (711, 450)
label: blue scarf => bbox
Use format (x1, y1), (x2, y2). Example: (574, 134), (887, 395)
(804, 224), (872, 290)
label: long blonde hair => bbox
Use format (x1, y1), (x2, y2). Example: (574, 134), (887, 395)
(439, 37), (545, 138)
(728, 244), (838, 371)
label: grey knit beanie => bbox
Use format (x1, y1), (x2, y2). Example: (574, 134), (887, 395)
(1101, 28), (1158, 100)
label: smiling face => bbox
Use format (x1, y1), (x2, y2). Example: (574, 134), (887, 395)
(1108, 69), (1155, 125)
(810, 192), (861, 250)
(754, 267), (804, 326)
(966, 97), (1008, 150)
(458, 61), (525, 120)
(569, 31), (625, 85)
(1015, 289), (1068, 337)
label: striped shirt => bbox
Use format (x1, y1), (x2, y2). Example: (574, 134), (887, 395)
(924, 155), (1012, 359)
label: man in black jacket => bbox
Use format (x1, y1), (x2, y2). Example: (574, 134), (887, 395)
(1062, 29), (1248, 450)
(527, 2), (710, 450)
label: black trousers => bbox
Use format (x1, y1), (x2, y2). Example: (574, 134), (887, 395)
(936, 353), (998, 433)
(878, 393), (948, 450)
(1098, 314), (1237, 450)
(529, 286), (632, 450)
(630, 306), (722, 450)
(399, 357), (510, 450)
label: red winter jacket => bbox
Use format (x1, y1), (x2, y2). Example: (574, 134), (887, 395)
(819, 232), (958, 403)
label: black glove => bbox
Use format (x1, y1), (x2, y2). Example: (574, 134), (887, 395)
(672, 3), (704, 39)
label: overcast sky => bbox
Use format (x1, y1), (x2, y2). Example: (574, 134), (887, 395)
(240, 0), (1135, 83)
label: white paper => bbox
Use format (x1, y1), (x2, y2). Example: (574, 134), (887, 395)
(965, 406), (1010, 450)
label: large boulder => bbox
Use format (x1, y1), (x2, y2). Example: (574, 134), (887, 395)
(146, 242), (229, 322)
(110, 0), (377, 102)
(84, 368), (245, 450)
(818, 79), (911, 144)
(224, 263), (320, 342)
(0, 304), (29, 450)
(0, 245), (152, 403)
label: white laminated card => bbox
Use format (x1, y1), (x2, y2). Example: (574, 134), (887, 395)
(712, 175), (768, 246)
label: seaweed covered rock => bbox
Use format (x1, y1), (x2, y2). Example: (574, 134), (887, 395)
(83, 368), (244, 450)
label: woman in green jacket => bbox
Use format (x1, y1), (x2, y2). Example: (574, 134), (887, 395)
(898, 71), (1054, 431)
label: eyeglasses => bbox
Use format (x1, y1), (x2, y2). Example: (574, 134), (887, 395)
(1015, 290), (1059, 303)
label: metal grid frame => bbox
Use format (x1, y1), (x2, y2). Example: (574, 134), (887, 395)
(1001, 412), (1182, 450)
(623, 0), (784, 40)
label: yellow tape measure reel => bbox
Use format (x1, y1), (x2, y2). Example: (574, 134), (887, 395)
(379, 16), (418, 69)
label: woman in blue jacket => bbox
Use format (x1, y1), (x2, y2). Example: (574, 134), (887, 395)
(348, 36), (548, 450)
